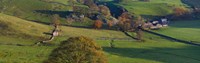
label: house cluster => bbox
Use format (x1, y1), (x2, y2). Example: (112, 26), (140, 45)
(143, 18), (169, 29)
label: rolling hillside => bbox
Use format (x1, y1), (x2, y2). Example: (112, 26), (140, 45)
(0, 13), (51, 44)
(0, 13), (131, 44)
(153, 20), (200, 43)
(0, 0), (200, 63)
(0, 13), (51, 37)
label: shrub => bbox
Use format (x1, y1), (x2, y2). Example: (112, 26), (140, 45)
(52, 14), (60, 27)
(44, 36), (107, 63)
(94, 19), (103, 29)
(117, 12), (133, 31)
(174, 7), (188, 16)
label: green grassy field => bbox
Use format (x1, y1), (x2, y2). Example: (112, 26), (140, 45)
(50, 0), (70, 4)
(0, 13), (51, 45)
(100, 39), (200, 63)
(153, 20), (200, 43)
(116, 0), (185, 16)
(0, 0), (50, 21)
(0, 0), (71, 23)
(1, 32), (200, 63)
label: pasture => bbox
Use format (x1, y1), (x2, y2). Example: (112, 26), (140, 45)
(1, 33), (200, 63)
(154, 20), (200, 43)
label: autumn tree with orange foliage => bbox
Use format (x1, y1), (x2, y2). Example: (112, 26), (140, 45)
(94, 19), (103, 29)
(174, 7), (188, 16)
(107, 20), (113, 29)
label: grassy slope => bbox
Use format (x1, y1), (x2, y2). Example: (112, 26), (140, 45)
(0, 14), (200, 63)
(1, 31), (200, 63)
(117, 0), (185, 16)
(0, 13), (130, 43)
(0, 0), (52, 23)
(0, 0), (92, 27)
(153, 20), (200, 43)
(0, 45), (55, 63)
(99, 33), (200, 63)
(0, 13), (53, 63)
(0, 13), (130, 62)
(0, 13), (51, 44)
(0, 0), (69, 23)
(0, 13), (130, 63)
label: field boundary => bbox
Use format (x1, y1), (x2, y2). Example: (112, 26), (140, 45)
(143, 30), (200, 46)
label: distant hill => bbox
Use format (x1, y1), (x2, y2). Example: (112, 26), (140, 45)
(0, 0), (189, 24)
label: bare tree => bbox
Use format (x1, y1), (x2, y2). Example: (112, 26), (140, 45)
(42, 14), (61, 43)
(134, 16), (144, 40)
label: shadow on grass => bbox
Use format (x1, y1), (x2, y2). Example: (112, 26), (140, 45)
(43, 32), (52, 35)
(35, 10), (99, 20)
(35, 10), (73, 18)
(122, 31), (138, 40)
(62, 24), (94, 29)
(103, 46), (200, 63)
(143, 30), (200, 46)
(169, 20), (200, 29)
(0, 42), (57, 47)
